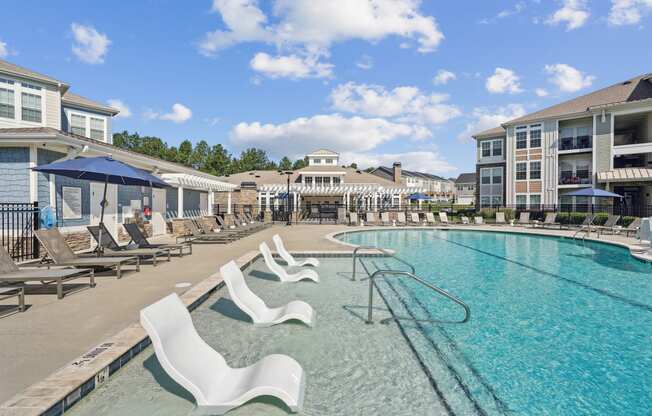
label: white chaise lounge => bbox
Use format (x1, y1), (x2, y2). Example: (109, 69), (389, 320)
(140, 293), (306, 414)
(260, 242), (320, 283)
(220, 261), (315, 327)
(273, 234), (320, 268)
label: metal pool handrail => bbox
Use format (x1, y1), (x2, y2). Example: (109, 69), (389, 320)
(366, 269), (471, 325)
(351, 246), (415, 281)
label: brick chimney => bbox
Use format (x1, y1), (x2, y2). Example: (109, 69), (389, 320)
(393, 162), (402, 184)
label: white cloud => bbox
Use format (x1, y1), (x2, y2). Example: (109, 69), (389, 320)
(71, 23), (110, 64)
(330, 82), (461, 125)
(145, 103), (192, 123)
(205, 117), (221, 126)
(485, 68), (523, 94)
(545, 63), (595, 92)
(250, 52), (333, 79)
(608, 0), (652, 25)
(107, 99), (131, 118)
(0, 40), (7, 58)
(199, 0), (444, 71)
(356, 54), (374, 70)
(432, 69), (456, 85)
(229, 113), (430, 157)
(479, 1), (527, 24)
(546, 0), (590, 30)
(535, 88), (549, 97)
(340, 150), (456, 174)
(457, 104), (526, 142)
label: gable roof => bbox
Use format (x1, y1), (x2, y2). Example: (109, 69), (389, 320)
(0, 59), (69, 89)
(307, 149), (338, 156)
(455, 173), (476, 183)
(473, 125), (506, 139)
(506, 73), (652, 126)
(62, 91), (119, 115)
(372, 166), (449, 182)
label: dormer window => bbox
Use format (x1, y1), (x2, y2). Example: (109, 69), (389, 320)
(325, 158), (333, 164)
(313, 158), (321, 164)
(90, 117), (105, 140)
(71, 113), (86, 136)
(21, 93), (42, 123)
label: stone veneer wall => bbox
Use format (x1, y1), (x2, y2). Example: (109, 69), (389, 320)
(63, 231), (92, 252)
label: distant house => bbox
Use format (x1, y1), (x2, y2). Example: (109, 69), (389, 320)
(454, 173), (476, 205)
(370, 163), (454, 201)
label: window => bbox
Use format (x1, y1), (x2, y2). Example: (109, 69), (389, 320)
(559, 158), (591, 185)
(529, 129), (541, 148)
(480, 167), (503, 208)
(325, 158), (333, 164)
(0, 77), (15, 85)
(516, 162), (527, 180)
(21, 92), (41, 122)
(529, 194), (541, 208)
(21, 82), (41, 91)
(559, 125), (592, 150)
(0, 88), (15, 119)
(516, 131), (527, 149)
(313, 158), (321, 164)
(315, 176), (323, 187)
(90, 117), (105, 140)
(304, 176), (313, 187)
(493, 140), (503, 156)
(332, 176), (341, 185)
(529, 161), (541, 179)
(516, 195), (527, 210)
(71, 114), (86, 136)
(481, 172), (491, 184)
(481, 141), (491, 157)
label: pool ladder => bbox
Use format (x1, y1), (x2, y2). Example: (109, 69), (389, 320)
(352, 246), (471, 324)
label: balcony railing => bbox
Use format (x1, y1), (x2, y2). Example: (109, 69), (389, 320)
(559, 135), (592, 151)
(559, 171), (592, 185)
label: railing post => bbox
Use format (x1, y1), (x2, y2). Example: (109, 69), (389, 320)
(32, 202), (40, 259)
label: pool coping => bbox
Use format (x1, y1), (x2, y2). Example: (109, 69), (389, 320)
(325, 225), (652, 263)
(0, 249), (382, 416)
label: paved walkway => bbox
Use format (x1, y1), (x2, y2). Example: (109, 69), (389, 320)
(0, 222), (645, 402)
(0, 224), (347, 402)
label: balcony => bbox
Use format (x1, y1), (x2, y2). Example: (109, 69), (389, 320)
(559, 170), (592, 186)
(558, 135), (592, 152)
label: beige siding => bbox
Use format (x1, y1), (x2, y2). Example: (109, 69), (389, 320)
(595, 114), (612, 173)
(44, 85), (61, 129)
(515, 182), (527, 193)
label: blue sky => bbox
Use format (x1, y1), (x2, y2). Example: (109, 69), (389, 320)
(1, 0), (651, 177)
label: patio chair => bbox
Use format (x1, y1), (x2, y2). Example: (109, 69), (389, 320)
(534, 213), (559, 229)
(220, 261), (314, 327)
(439, 212), (451, 225)
(380, 212), (391, 226)
(259, 242), (319, 283)
(425, 212), (437, 226)
(198, 218), (243, 240)
(87, 225), (171, 266)
(595, 215), (621, 236)
(123, 223), (192, 256)
(272, 235), (319, 267)
(140, 293), (306, 414)
(474, 216), (484, 225)
(397, 212), (408, 225)
(365, 212), (377, 225)
(35, 229), (139, 279)
(0, 245), (95, 299)
(493, 212), (506, 226)
(214, 216), (248, 237)
(349, 212), (359, 226)
(0, 285), (24, 316)
(409, 212), (421, 225)
(623, 217), (641, 238)
(181, 219), (239, 244)
(461, 216), (470, 225)
(516, 212), (530, 226)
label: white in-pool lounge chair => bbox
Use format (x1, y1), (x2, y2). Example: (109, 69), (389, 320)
(494, 212), (506, 225)
(259, 242), (320, 283)
(140, 293), (306, 414)
(273, 234), (320, 267)
(220, 261), (314, 327)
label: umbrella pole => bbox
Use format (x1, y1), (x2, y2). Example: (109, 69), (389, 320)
(97, 175), (108, 256)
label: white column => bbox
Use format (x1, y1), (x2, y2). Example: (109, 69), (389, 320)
(397, 193), (402, 209)
(258, 192), (262, 212)
(29, 145), (38, 203)
(49, 174), (56, 207)
(177, 186), (184, 218)
(227, 191), (232, 214)
(208, 191), (214, 215)
(266, 193), (271, 211)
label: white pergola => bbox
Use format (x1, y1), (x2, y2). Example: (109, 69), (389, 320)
(161, 173), (236, 218)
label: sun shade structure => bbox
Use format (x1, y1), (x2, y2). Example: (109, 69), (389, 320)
(407, 192), (431, 201)
(33, 156), (170, 253)
(563, 188), (623, 198)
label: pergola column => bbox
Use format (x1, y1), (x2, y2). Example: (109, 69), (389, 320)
(208, 190), (214, 215)
(177, 186), (184, 218)
(227, 191), (232, 214)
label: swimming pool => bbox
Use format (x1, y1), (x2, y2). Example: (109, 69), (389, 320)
(338, 229), (652, 415)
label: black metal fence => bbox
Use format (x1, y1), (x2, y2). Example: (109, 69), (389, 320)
(0, 202), (40, 262)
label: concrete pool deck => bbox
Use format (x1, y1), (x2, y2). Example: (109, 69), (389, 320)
(1, 222), (648, 413)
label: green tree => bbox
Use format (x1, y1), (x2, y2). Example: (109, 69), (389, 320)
(177, 140), (193, 165)
(189, 140), (210, 170)
(348, 162), (358, 169)
(234, 148), (272, 172)
(278, 156), (292, 170)
(292, 158), (307, 170)
(205, 144), (232, 176)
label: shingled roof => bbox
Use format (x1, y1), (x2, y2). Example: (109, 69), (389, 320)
(62, 91), (119, 115)
(0, 59), (68, 88)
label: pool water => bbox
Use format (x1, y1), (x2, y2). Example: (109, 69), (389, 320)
(339, 229), (652, 415)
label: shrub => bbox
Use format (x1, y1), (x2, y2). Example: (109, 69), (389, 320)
(622, 216), (637, 227)
(557, 212), (587, 225)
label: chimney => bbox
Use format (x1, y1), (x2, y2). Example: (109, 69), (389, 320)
(393, 162), (402, 184)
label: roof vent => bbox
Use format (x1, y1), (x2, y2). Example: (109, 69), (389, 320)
(255, 175), (260, 178)
(622, 80), (632, 85)
(356, 170), (362, 174)
(248, 172), (255, 175)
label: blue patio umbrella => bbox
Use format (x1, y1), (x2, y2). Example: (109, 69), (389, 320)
(563, 188), (623, 198)
(33, 156), (169, 252)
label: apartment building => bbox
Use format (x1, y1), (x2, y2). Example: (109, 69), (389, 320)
(473, 73), (652, 214)
(370, 163), (454, 201)
(454, 173), (476, 205)
(0, 59), (234, 245)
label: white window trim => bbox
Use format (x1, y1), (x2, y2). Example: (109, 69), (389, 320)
(0, 75), (46, 127)
(515, 124), (542, 150)
(529, 160), (541, 180)
(515, 161), (528, 181)
(65, 109), (107, 141)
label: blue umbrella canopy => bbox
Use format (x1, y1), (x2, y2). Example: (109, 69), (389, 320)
(408, 192), (431, 201)
(32, 156), (169, 188)
(563, 188), (623, 198)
